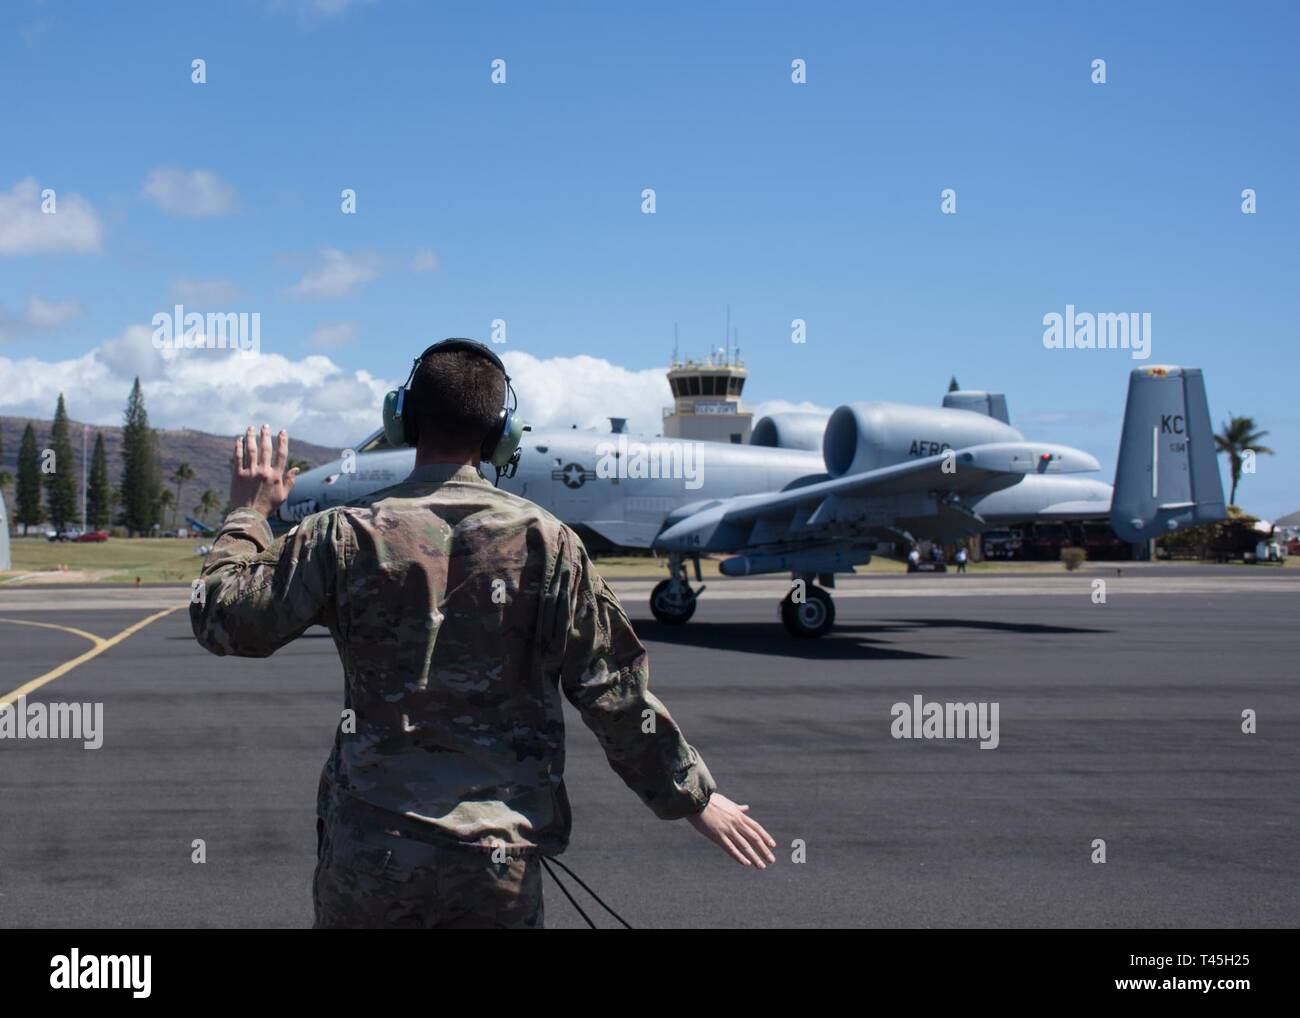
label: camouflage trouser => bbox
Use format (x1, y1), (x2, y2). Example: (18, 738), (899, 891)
(312, 801), (544, 929)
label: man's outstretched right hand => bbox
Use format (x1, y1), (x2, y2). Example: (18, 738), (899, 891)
(688, 793), (777, 869)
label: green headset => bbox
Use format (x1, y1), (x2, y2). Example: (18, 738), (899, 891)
(382, 338), (528, 479)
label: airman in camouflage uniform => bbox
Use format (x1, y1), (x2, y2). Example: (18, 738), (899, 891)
(192, 460), (718, 928)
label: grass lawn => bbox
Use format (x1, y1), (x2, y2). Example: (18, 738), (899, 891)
(2, 536), (207, 584)
(3, 538), (1292, 586)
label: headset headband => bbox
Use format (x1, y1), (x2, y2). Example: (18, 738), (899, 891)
(403, 338), (511, 389)
(383, 337), (527, 482)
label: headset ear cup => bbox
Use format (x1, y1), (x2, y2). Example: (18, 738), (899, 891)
(482, 409), (507, 464)
(382, 390), (407, 447)
(488, 411), (526, 468)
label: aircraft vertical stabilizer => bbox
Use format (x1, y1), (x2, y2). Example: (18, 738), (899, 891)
(1110, 366), (1226, 543)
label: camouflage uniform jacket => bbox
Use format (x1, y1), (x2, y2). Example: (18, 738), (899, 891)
(191, 462), (715, 855)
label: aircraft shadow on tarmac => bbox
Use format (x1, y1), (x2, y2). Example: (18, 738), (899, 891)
(633, 618), (1111, 661)
(170, 621), (1109, 662)
(633, 620), (943, 660)
(891, 617), (1112, 636)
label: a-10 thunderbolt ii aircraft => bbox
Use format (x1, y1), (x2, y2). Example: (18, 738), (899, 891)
(281, 364), (1225, 637)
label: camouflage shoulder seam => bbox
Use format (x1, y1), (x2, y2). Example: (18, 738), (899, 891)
(478, 484), (569, 528)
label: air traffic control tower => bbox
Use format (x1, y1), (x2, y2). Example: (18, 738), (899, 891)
(662, 349), (752, 444)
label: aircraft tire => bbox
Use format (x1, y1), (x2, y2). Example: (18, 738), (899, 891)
(780, 585), (835, 638)
(650, 579), (696, 625)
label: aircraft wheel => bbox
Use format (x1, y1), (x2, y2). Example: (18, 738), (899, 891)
(780, 585), (835, 638)
(650, 579), (696, 625)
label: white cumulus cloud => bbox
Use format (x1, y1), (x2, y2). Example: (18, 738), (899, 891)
(0, 325), (391, 447)
(305, 320), (358, 350)
(0, 337), (776, 449)
(501, 350), (673, 437)
(750, 397), (835, 419)
(288, 248), (379, 300)
(0, 295), (83, 341)
(0, 177), (103, 255)
(142, 168), (237, 217)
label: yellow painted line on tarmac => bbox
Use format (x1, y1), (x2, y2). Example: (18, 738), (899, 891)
(0, 617), (107, 647)
(0, 605), (185, 708)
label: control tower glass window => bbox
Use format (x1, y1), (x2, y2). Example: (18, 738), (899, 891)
(687, 376), (700, 396)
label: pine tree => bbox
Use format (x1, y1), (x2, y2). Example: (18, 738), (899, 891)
(45, 394), (79, 530)
(16, 422), (45, 533)
(120, 379), (162, 536)
(948, 376), (961, 392)
(87, 431), (113, 530)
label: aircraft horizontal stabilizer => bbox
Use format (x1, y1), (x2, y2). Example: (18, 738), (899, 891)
(943, 390), (1010, 424)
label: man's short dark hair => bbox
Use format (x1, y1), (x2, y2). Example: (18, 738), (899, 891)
(409, 347), (505, 455)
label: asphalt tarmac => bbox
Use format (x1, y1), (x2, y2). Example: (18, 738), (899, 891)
(1, 568), (1296, 928)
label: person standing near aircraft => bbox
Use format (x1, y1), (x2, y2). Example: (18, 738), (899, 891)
(189, 339), (775, 928)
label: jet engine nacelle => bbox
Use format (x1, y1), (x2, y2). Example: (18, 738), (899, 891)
(822, 401), (1022, 478)
(749, 411), (831, 452)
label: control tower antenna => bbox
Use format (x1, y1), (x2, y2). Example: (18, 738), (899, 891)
(724, 304), (731, 363)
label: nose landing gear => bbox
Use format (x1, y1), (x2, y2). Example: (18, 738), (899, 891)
(650, 553), (705, 625)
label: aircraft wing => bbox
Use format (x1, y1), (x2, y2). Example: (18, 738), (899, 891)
(654, 441), (1100, 552)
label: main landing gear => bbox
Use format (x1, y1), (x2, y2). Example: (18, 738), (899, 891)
(649, 556), (838, 638)
(650, 553), (705, 625)
(779, 576), (836, 638)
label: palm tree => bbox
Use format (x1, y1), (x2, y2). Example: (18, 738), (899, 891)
(157, 488), (175, 533)
(195, 488), (221, 524)
(170, 462), (196, 528)
(1214, 415), (1273, 506)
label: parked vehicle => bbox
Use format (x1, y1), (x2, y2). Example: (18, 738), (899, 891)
(74, 530), (109, 543)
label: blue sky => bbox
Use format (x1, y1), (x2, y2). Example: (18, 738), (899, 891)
(1, 0), (1296, 517)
